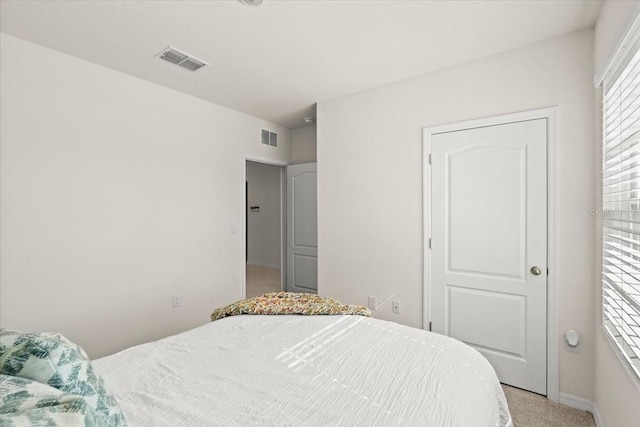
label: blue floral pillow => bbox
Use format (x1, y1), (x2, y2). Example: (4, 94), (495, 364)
(0, 330), (126, 427)
(0, 374), (105, 427)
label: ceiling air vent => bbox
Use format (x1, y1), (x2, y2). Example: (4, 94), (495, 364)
(261, 130), (277, 147)
(156, 47), (208, 72)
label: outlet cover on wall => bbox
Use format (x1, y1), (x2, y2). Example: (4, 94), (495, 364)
(172, 294), (181, 308)
(565, 340), (580, 353)
(392, 300), (400, 314)
(368, 296), (377, 310)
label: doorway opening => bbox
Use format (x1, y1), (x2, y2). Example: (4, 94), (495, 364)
(245, 160), (285, 298)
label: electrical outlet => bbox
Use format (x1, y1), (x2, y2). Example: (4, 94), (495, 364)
(565, 330), (580, 353)
(566, 342), (580, 353)
(392, 300), (400, 314)
(172, 294), (181, 308)
(368, 296), (377, 310)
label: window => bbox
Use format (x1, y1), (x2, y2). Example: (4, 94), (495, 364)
(602, 41), (640, 381)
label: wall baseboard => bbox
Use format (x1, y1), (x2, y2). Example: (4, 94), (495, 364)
(558, 393), (603, 426)
(247, 260), (281, 269)
(559, 392), (593, 412)
(592, 403), (604, 427)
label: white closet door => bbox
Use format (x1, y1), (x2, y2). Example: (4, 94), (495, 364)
(430, 119), (547, 394)
(287, 163), (317, 294)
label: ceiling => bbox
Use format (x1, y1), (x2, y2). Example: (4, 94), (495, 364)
(0, 0), (602, 129)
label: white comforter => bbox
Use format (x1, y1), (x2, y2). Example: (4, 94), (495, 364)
(94, 315), (512, 427)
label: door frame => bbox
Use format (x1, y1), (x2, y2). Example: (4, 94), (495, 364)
(242, 157), (288, 300)
(422, 106), (558, 402)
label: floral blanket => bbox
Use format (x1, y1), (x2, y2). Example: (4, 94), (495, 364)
(211, 292), (370, 321)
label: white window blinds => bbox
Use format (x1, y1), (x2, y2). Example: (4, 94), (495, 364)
(603, 41), (640, 380)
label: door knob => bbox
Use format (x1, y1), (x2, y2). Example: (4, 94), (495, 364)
(530, 266), (542, 276)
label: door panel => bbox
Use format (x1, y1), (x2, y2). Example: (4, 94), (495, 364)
(448, 145), (526, 278)
(287, 163), (318, 294)
(448, 287), (526, 358)
(293, 172), (318, 249)
(430, 118), (547, 394)
(292, 255), (318, 291)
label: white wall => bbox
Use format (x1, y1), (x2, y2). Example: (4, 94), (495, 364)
(0, 34), (290, 358)
(594, 0), (639, 78)
(246, 161), (281, 268)
(318, 30), (596, 401)
(291, 125), (317, 164)
(593, 2), (640, 426)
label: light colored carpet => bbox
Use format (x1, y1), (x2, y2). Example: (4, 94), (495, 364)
(502, 385), (595, 427)
(246, 264), (281, 298)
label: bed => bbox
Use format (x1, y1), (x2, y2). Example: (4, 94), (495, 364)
(93, 314), (513, 426)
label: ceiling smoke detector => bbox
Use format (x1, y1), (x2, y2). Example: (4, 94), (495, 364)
(239, 0), (263, 6)
(303, 117), (316, 124)
(156, 47), (209, 72)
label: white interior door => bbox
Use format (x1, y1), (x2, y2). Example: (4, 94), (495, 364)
(429, 118), (547, 395)
(287, 163), (317, 294)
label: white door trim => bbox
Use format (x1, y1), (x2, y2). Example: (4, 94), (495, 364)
(242, 157), (288, 300)
(422, 106), (558, 402)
